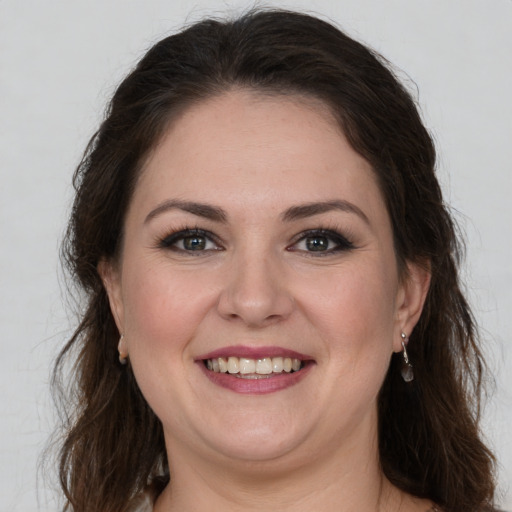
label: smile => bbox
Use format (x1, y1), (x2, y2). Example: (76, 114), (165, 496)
(197, 347), (314, 394)
(204, 356), (304, 378)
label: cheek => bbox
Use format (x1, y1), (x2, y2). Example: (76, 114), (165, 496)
(121, 262), (213, 353)
(296, 260), (399, 355)
(119, 263), (216, 414)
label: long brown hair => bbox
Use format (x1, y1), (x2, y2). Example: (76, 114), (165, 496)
(54, 9), (496, 512)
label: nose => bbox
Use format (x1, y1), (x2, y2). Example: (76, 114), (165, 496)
(216, 251), (294, 328)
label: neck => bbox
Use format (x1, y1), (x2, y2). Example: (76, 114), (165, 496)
(153, 419), (405, 512)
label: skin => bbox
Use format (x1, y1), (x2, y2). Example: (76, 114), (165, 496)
(101, 90), (432, 511)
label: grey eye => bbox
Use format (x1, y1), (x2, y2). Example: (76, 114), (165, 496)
(182, 235), (207, 250)
(289, 229), (355, 255)
(305, 235), (331, 251)
(160, 229), (221, 253)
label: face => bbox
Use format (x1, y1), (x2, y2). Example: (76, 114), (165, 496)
(103, 90), (428, 470)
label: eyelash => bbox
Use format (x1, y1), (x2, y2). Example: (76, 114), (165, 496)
(158, 227), (223, 254)
(287, 228), (355, 255)
(156, 226), (355, 255)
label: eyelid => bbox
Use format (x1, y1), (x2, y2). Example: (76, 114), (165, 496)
(155, 226), (354, 255)
(158, 227), (224, 252)
(287, 228), (355, 254)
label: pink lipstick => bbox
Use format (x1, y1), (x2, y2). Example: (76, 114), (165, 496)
(196, 345), (315, 394)
(197, 345), (312, 361)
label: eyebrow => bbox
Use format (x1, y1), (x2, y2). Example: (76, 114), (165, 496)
(281, 200), (370, 224)
(145, 199), (228, 224)
(144, 198), (369, 225)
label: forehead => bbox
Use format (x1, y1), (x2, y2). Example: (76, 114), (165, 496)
(131, 89), (386, 220)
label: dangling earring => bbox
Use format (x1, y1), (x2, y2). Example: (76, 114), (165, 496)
(400, 332), (414, 382)
(118, 334), (128, 365)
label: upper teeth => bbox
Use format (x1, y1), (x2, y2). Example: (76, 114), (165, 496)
(206, 356), (302, 375)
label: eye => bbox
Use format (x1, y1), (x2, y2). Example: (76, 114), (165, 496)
(159, 229), (222, 253)
(289, 229), (354, 255)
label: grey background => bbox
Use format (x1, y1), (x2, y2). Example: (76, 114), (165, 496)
(1, 0), (510, 510)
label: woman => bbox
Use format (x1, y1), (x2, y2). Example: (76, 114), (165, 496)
(54, 9), (497, 512)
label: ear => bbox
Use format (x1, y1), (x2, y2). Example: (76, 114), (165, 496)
(393, 260), (431, 352)
(97, 259), (125, 335)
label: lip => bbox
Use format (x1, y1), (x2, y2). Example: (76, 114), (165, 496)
(195, 345), (315, 395)
(197, 359), (314, 394)
(196, 345), (313, 361)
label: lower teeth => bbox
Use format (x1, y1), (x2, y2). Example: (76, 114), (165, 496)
(232, 369), (301, 378)
(235, 373), (273, 379)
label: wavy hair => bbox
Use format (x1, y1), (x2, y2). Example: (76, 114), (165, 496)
(54, 9), (496, 512)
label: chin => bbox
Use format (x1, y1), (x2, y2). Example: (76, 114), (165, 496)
(194, 413), (313, 465)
